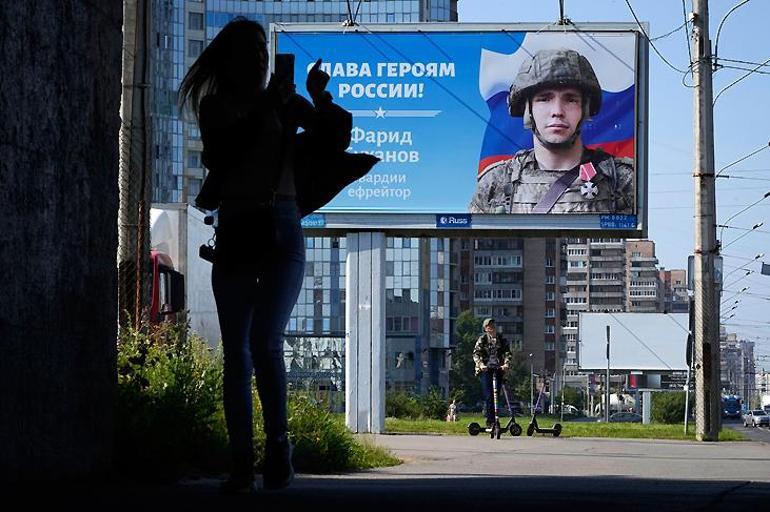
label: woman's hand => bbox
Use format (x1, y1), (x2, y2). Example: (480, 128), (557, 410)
(306, 58), (330, 104)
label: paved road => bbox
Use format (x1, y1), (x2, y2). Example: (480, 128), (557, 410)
(726, 417), (770, 443)
(19, 434), (770, 510)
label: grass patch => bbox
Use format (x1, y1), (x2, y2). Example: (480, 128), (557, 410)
(351, 437), (403, 469)
(559, 422), (746, 441)
(384, 415), (747, 441)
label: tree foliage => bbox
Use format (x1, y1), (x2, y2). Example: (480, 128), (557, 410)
(652, 392), (689, 424)
(449, 311), (483, 409)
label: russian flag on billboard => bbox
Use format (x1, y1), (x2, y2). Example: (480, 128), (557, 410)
(477, 33), (637, 177)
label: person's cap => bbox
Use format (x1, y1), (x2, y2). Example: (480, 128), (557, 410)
(482, 318), (495, 329)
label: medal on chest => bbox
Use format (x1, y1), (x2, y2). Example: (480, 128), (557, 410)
(579, 162), (598, 199)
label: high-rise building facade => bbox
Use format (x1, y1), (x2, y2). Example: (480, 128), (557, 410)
(626, 240), (659, 313)
(720, 329), (755, 400)
(659, 268), (689, 313)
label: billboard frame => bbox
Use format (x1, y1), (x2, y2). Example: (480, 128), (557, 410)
(270, 22), (649, 238)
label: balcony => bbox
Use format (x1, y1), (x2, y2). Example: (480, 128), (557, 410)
(590, 255), (625, 262)
(589, 291), (625, 298)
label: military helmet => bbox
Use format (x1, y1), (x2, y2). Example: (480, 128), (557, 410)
(508, 48), (602, 117)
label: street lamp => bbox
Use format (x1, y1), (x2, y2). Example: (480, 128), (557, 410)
(529, 353), (534, 414)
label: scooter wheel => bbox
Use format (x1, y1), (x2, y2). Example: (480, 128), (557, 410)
(468, 422), (481, 436)
(526, 423), (535, 437)
(553, 423), (562, 437)
(510, 423), (523, 437)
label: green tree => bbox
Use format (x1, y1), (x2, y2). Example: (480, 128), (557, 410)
(506, 351), (532, 406)
(449, 311), (483, 409)
(652, 391), (689, 424)
(555, 387), (585, 410)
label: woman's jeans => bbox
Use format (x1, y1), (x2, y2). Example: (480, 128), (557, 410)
(212, 199), (305, 476)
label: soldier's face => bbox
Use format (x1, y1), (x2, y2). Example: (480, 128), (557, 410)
(485, 324), (496, 336)
(530, 87), (583, 145)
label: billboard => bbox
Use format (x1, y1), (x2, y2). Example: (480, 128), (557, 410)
(578, 313), (689, 371)
(273, 23), (648, 236)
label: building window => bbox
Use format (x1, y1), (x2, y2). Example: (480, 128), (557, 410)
(187, 150), (201, 168)
(188, 12), (204, 30)
(188, 39), (204, 59)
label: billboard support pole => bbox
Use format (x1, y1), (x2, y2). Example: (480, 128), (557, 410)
(345, 232), (386, 433)
(605, 325), (611, 422)
(692, 0), (721, 441)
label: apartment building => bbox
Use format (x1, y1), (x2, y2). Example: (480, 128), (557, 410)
(659, 268), (689, 313)
(626, 240), (660, 313)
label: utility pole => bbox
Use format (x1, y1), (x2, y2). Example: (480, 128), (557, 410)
(605, 325), (611, 423)
(118, 0), (153, 330)
(692, 0), (721, 441)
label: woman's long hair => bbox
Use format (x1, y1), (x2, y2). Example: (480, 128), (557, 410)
(178, 17), (267, 122)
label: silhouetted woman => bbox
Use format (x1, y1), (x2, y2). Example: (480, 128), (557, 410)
(178, 18), (345, 494)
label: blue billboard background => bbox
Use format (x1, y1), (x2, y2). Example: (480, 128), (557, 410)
(277, 29), (638, 213)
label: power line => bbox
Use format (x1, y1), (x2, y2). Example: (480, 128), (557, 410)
(714, 0), (751, 70)
(607, 311), (674, 371)
(719, 57), (770, 68)
(681, 0), (694, 74)
(718, 64), (770, 75)
(650, 17), (688, 42)
(720, 191), (770, 233)
(715, 142), (770, 178)
(624, 0), (691, 75)
(714, 56), (770, 105)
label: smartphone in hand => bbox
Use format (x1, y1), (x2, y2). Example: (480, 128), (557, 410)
(275, 53), (295, 85)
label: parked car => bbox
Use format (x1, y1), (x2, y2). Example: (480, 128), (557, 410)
(608, 412), (642, 423)
(743, 409), (770, 428)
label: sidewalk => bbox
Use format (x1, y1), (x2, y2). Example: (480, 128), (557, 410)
(25, 434), (770, 510)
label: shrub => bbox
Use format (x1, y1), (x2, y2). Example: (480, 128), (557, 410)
(286, 395), (399, 471)
(420, 387), (449, 420)
(115, 320), (399, 480)
(386, 391), (422, 419)
(115, 321), (227, 480)
(652, 391), (689, 424)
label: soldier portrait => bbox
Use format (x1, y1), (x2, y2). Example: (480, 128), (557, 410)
(470, 48), (635, 215)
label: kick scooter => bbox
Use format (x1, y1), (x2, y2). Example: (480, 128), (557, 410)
(468, 364), (523, 438)
(526, 383), (562, 437)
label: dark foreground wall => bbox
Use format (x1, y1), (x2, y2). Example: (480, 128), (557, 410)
(0, 1), (122, 479)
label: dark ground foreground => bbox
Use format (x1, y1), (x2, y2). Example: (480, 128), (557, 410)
(8, 432), (770, 511)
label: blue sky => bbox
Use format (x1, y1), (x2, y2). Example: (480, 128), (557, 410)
(459, 1), (770, 361)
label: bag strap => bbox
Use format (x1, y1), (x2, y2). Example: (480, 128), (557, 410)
(531, 168), (579, 214)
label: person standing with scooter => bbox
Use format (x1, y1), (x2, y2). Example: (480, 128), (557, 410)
(473, 318), (512, 429)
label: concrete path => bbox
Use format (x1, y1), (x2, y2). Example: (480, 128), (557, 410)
(18, 433), (770, 510)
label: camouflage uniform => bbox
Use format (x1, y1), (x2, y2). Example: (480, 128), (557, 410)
(469, 147), (634, 214)
(473, 333), (512, 376)
(469, 48), (635, 214)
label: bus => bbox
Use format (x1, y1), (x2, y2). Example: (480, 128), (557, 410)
(721, 394), (742, 419)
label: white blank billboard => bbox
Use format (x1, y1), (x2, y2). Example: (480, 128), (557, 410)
(578, 313), (689, 371)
